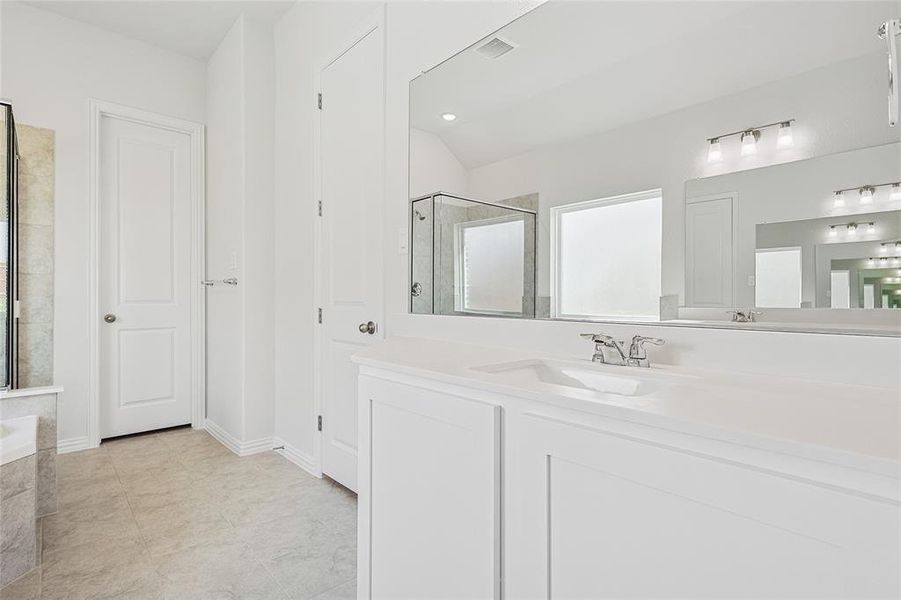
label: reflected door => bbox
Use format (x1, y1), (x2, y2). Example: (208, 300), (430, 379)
(318, 23), (384, 492)
(685, 196), (734, 307)
(99, 116), (192, 438)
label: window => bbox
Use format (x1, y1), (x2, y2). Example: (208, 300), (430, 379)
(454, 216), (525, 315)
(754, 247), (802, 308)
(551, 189), (662, 320)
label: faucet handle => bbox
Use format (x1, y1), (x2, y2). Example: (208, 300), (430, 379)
(629, 335), (665, 361)
(581, 333), (615, 345)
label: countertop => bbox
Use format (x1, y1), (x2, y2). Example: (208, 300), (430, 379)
(353, 337), (900, 482)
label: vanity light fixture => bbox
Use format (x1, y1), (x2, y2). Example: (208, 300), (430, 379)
(881, 257), (890, 266)
(832, 181), (901, 205)
(776, 121), (794, 148)
(867, 258), (876, 267)
(880, 240), (901, 252)
(441, 113), (457, 122)
(859, 186), (875, 204)
(707, 138), (723, 163)
(829, 225), (839, 237)
(740, 130), (760, 156)
(847, 223), (858, 234)
(705, 118), (795, 162)
(867, 222), (877, 234)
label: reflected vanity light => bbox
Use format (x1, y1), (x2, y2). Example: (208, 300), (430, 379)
(705, 118), (794, 162)
(847, 223), (858, 234)
(868, 258), (876, 267)
(832, 191), (845, 208)
(892, 183), (901, 201)
(880, 240), (901, 252)
(707, 138), (723, 163)
(740, 130), (759, 156)
(859, 186), (875, 204)
(441, 113), (457, 121)
(828, 225), (838, 237)
(776, 121), (794, 148)
(867, 222), (877, 234)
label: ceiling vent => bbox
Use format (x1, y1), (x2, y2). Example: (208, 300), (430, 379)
(475, 37), (517, 60)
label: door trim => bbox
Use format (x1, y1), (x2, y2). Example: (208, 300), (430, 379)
(87, 99), (206, 447)
(684, 191), (738, 308)
(312, 9), (386, 477)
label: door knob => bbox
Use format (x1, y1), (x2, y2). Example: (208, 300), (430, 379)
(104, 313), (117, 323)
(358, 321), (376, 335)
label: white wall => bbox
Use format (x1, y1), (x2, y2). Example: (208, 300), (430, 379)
(409, 127), (469, 198)
(0, 2), (206, 447)
(206, 15), (275, 446)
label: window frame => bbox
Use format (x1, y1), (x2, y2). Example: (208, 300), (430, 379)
(550, 188), (663, 321)
(453, 213), (527, 317)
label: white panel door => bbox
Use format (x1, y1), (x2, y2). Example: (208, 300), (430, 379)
(319, 24), (384, 491)
(685, 196), (734, 307)
(100, 116), (192, 438)
(359, 375), (501, 599)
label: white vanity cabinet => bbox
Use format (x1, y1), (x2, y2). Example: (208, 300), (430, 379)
(357, 371), (503, 599)
(355, 355), (900, 600)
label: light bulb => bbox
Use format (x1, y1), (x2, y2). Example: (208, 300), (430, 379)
(441, 113), (457, 122)
(828, 225), (838, 237)
(707, 138), (722, 163)
(859, 186), (874, 204)
(880, 244), (889, 253)
(867, 258), (876, 267)
(740, 130), (758, 157)
(891, 183), (901, 202)
(846, 223), (858, 234)
(832, 191), (845, 207)
(880, 257), (889, 266)
(867, 222), (876, 234)
(776, 121), (794, 149)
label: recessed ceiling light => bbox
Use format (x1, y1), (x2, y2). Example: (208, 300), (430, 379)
(441, 113), (457, 122)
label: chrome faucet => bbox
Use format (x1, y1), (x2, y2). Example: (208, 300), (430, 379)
(626, 335), (665, 368)
(581, 333), (665, 367)
(580, 333), (628, 365)
(726, 310), (762, 323)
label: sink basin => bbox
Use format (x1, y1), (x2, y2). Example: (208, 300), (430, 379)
(470, 359), (686, 397)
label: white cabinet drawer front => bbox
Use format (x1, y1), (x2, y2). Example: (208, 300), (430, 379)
(517, 413), (899, 599)
(361, 376), (502, 599)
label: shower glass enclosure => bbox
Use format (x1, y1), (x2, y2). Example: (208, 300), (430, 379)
(410, 193), (537, 318)
(1, 102), (18, 389)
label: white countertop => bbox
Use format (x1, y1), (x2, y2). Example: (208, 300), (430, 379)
(353, 336), (900, 479)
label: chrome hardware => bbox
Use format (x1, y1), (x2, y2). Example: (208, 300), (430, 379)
(103, 313), (117, 324)
(411, 282), (423, 297)
(726, 310), (762, 323)
(627, 335), (665, 368)
(878, 18), (900, 126)
(201, 278), (238, 287)
(359, 321), (377, 335)
(580, 333), (627, 365)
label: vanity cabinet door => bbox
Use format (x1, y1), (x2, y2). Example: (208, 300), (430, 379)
(357, 374), (502, 599)
(512, 412), (899, 599)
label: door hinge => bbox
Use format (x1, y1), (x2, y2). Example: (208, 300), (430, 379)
(318, 200), (323, 217)
(317, 415), (323, 431)
(317, 307), (323, 324)
(317, 93), (322, 110)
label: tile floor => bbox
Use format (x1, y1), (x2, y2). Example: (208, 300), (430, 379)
(0, 427), (357, 600)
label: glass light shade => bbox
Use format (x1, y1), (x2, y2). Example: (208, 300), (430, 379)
(867, 223), (876, 234)
(740, 130), (758, 156)
(846, 223), (858, 234)
(828, 226), (838, 237)
(880, 244), (889, 253)
(880, 258), (889, 266)
(867, 259), (876, 267)
(891, 183), (901, 201)
(441, 113), (457, 121)
(776, 122), (794, 148)
(832, 191), (844, 207)
(707, 139), (722, 163)
(859, 187), (874, 204)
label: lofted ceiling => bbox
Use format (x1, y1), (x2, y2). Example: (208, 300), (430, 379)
(411, 1), (898, 169)
(22, 0), (294, 59)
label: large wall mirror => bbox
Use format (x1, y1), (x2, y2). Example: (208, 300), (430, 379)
(408, 0), (901, 335)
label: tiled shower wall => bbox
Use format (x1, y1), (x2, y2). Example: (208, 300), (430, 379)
(17, 124), (54, 387)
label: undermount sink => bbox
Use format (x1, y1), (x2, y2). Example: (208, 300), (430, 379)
(470, 359), (687, 397)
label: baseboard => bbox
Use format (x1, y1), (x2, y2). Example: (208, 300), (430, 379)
(57, 436), (92, 454)
(204, 419), (272, 457)
(272, 436), (321, 478)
